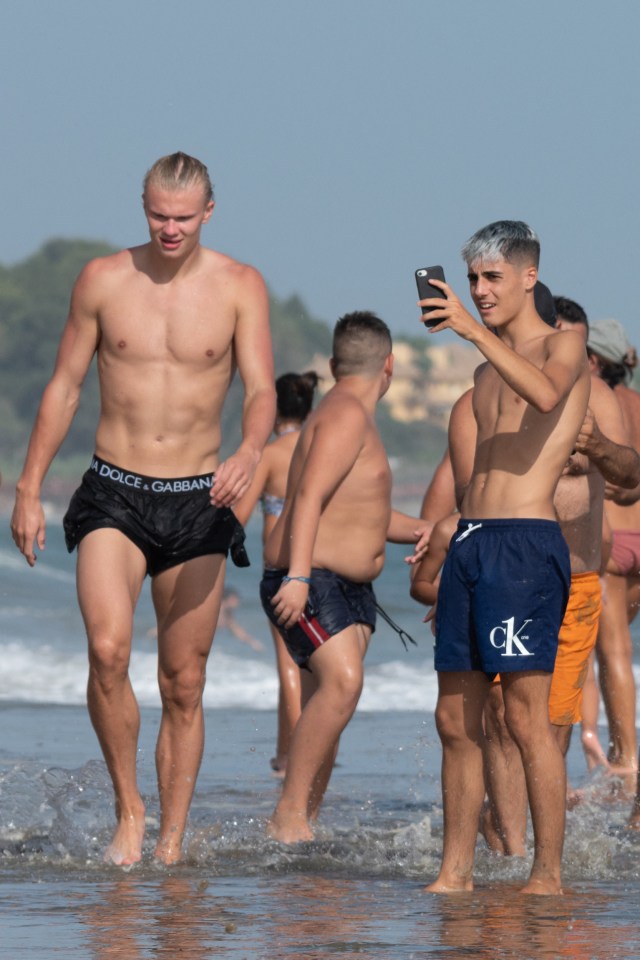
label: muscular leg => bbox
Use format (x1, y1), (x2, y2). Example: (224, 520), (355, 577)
(267, 623), (370, 844)
(270, 621), (302, 775)
(425, 671), (489, 893)
(596, 572), (637, 784)
(482, 683), (527, 856)
(152, 554), (226, 864)
(501, 671), (565, 895)
(77, 530), (147, 865)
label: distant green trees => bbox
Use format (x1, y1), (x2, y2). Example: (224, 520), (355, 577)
(0, 239), (445, 476)
(0, 239), (112, 466)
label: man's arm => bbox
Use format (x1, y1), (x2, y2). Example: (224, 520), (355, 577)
(422, 279), (587, 413)
(574, 378), (640, 488)
(447, 388), (476, 510)
(11, 263), (102, 565)
(211, 266), (276, 507)
(231, 446), (273, 526)
(386, 509), (432, 565)
(419, 450), (456, 524)
(269, 402), (365, 629)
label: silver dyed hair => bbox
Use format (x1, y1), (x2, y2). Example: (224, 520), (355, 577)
(461, 220), (540, 268)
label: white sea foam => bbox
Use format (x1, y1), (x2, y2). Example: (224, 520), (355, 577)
(0, 639), (441, 712)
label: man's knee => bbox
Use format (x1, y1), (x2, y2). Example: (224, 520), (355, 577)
(434, 701), (480, 747)
(88, 630), (132, 682)
(317, 658), (363, 711)
(158, 663), (207, 712)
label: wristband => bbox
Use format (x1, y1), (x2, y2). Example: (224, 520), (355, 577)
(282, 575), (311, 585)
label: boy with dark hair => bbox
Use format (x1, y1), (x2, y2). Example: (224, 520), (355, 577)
(261, 310), (428, 843)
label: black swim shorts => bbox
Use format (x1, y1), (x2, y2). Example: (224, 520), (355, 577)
(260, 567), (377, 670)
(63, 455), (249, 576)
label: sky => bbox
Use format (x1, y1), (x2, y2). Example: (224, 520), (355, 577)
(2, 0), (640, 346)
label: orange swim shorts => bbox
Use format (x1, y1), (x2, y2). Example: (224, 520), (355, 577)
(548, 571), (601, 726)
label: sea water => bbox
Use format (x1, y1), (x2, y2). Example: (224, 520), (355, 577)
(1, 516), (640, 959)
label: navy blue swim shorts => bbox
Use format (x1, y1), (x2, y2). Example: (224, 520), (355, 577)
(260, 567), (377, 670)
(63, 455), (249, 576)
(434, 518), (570, 677)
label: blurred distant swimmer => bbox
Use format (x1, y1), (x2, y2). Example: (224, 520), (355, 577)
(218, 587), (264, 652)
(259, 311), (430, 844)
(234, 371), (320, 775)
(10, 152), (276, 866)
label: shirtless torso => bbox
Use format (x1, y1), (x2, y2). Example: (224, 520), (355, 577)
(418, 232), (589, 896)
(462, 328), (590, 520)
(11, 158), (276, 867)
(259, 313), (425, 845)
(91, 245), (263, 476)
(265, 385), (392, 583)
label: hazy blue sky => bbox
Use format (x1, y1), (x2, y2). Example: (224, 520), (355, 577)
(3, 0), (640, 345)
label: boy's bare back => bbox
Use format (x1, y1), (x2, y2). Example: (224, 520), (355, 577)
(265, 384), (392, 583)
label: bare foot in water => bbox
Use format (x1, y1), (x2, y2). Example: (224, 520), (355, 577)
(103, 806), (146, 866)
(627, 804), (640, 831)
(520, 877), (563, 895)
(566, 786), (584, 810)
(606, 763), (638, 799)
(154, 833), (184, 865)
(266, 809), (313, 844)
(424, 875), (473, 893)
(479, 801), (507, 855)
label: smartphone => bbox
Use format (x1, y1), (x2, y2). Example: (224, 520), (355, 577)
(415, 265), (446, 328)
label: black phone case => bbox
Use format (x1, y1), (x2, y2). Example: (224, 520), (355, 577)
(415, 266), (446, 327)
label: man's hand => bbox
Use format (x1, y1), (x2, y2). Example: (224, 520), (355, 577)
(423, 602), (437, 637)
(271, 579), (309, 629)
(11, 493), (46, 567)
(418, 279), (480, 341)
(405, 522), (432, 564)
(573, 407), (603, 458)
(210, 447), (260, 508)
(604, 480), (640, 506)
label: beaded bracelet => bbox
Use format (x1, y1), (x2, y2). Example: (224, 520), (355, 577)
(282, 575), (311, 585)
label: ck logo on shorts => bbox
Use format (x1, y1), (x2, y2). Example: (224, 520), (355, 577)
(489, 617), (534, 657)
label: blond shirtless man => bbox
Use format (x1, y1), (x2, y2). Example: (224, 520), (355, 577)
(10, 153), (276, 865)
(420, 221), (590, 895)
(587, 319), (640, 788)
(259, 311), (428, 844)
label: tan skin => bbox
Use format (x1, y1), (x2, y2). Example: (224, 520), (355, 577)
(479, 375), (638, 856)
(418, 258), (590, 895)
(262, 355), (429, 843)
(590, 365), (640, 786)
(234, 418), (307, 775)
(11, 181), (275, 866)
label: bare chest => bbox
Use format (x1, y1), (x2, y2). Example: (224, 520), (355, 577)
(98, 276), (236, 366)
(474, 367), (529, 436)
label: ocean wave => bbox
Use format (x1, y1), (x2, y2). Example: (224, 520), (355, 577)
(0, 641), (440, 712)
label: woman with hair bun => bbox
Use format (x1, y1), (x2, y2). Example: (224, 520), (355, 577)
(234, 371), (320, 774)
